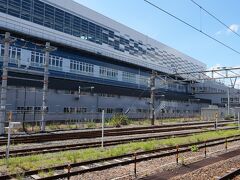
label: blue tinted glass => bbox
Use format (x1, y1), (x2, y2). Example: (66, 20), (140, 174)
(72, 16), (81, 37)
(8, 0), (21, 17)
(21, 0), (32, 21)
(0, 0), (7, 13)
(55, 8), (64, 31)
(64, 12), (72, 34)
(33, 0), (44, 25)
(44, 4), (54, 28)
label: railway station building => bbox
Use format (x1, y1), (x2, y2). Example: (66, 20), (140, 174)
(0, 0), (238, 122)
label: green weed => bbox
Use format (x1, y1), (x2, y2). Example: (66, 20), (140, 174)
(1, 129), (240, 174)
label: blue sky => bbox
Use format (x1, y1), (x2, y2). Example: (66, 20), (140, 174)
(74, 0), (240, 69)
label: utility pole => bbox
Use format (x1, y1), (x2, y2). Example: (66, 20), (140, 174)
(227, 87), (230, 116)
(101, 109), (105, 148)
(41, 42), (56, 132)
(0, 32), (14, 134)
(150, 70), (157, 125)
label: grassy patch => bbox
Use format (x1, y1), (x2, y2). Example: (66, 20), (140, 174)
(223, 123), (238, 127)
(107, 114), (131, 127)
(38, 169), (54, 178)
(1, 129), (240, 174)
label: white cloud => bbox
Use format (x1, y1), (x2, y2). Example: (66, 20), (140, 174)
(227, 24), (240, 33)
(215, 24), (240, 36)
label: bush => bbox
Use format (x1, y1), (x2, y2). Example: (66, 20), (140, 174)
(86, 121), (96, 129)
(190, 145), (199, 152)
(109, 114), (131, 127)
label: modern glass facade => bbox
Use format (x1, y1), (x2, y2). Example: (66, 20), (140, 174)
(0, 0), (213, 123)
(0, 41), (152, 90)
(0, 0), (205, 73)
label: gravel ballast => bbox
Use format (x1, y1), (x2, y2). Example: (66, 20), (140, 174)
(71, 140), (240, 180)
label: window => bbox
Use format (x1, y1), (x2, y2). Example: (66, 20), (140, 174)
(0, 46), (21, 62)
(97, 108), (113, 114)
(95, 25), (102, 44)
(64, 12), (73, 35)
(21, 0), (32, 21)
(99, 66), (118, 79)
(55, 8), (64, 31)
(16, 48), (21, 59)
(1, 0), (190, 68)
(31, 51), (63, 69)
(0, 46), (4, 57)
(70, 60), (94, 74)
(63, 107), (75, 114)
(122, 71), (136, 83)
(0, 0), (7, 13)
(17, 106), (46, 113)
(139, 76), (149, 86)
(44, 4), (54, 28)
(8, 0), (21, 18)
(72, 16), (81, 37)
(33, 0), (44, 25)
(106, 108), (113, 114)
(81, 19), (88, 40)
(76, 107), (87, 113)
(97, 108), (104, 113)
(64, 107), (87, 114)
(88, 22), (96, 42)
(102, 30), (109, 44)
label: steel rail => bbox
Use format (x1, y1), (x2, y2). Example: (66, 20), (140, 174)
(0, 120), (234, 145)
(0, 127), (236, 159)
(218, 168), (240, 180)
(1, 134), (240, 180)
(3, 119), (233, 135)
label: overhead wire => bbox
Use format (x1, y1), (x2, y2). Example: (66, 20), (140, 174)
(190, 0), (240, 39)
(144, 0), (240, 55)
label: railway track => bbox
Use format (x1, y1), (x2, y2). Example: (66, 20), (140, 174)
(1, 134), (240, 180)
(0, 120), (235, 145)
(219, 168), (240, 180)
(0, 127), (236, 159)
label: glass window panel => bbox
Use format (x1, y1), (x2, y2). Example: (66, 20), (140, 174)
(39, 55), (43, 63)
(81, 19), (88, 33)
(11, 48), (16, 59)
(21, 0), (32, 20)
(35, 54), (39, 63)
(102, 34), (108, 44)
(0, 0), (7, 13)
(56, 59), (59, 66)
(59, 61), (62, 67)
(55, 8), (64, 31)
(64, 12), (72, 34)
(44, 4), (54, 28)
(0, 47), (4, 57)
(72, 16), (81, 37)
(109, 31), (114, 38)
(8, 0), (21, 17)
(17, 49), (21, 59)
(52, 58), (55, 66)
(33, 0), (44, 25)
